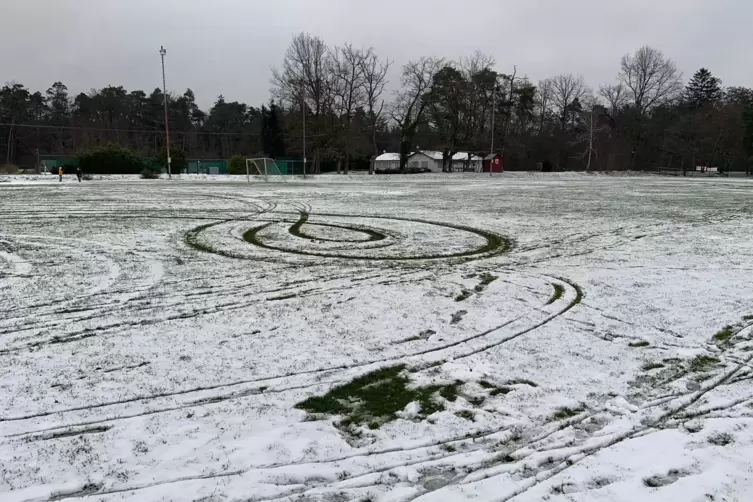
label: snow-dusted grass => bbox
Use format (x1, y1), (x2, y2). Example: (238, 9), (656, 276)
(1, 174), (752, 502)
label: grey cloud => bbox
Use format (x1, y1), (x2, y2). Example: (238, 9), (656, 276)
(1, 0), (751, 108)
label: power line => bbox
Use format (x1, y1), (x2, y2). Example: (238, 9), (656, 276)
(0, 121), (331, 139)
(0, 122), (261, 137)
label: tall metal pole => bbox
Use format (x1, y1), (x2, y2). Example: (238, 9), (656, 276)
(490, 85), (496, 177)
(301, 81), (306, 178)
(586, 105), (594, 172)
(160, 46), (172, 179)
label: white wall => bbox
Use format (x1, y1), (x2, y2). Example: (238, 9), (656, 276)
(375, 160), (400, 170)
(407, 153), (442, 172)
(452, 158), (482, 172)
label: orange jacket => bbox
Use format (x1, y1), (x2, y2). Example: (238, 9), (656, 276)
(58, 167), (64, 175)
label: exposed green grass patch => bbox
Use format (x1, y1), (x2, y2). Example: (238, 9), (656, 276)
(266, 293), (297, 301)
(504, 378), (539, 387)
(396, 329), (435, 344)
(439, 381), (462, 402)
(184, 221), (225, 254)
(475, 272), (498, 291)
(629, 340), (651, 348)
(295, 366), (461, 427)
(688, 355), (719, 373)
(455, 410), (475, 421)
(713, 326), (735, 344)
(490, 387), (512, 396)
(396, 335), (423, 343)
(708, 432), (734, 446)
(455, 289), (473, 302)
(552, 405), (586, 421)
(467, 396), (486, 406)
(642, 362), (665, 371)
(478, 272), (498, 286)
(546, 284), (565, 305)
(450, 310), (468, 325)
(478, 379), (513, 396)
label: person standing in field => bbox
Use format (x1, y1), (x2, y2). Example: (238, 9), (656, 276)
(58, 166), (64, 182)
(76, 167), (83, 182)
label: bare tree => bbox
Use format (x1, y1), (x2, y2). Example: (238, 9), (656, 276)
(599, 83), (629, 115)
(571, 98), (609, 171)
(460, 51), (495, 146)
(536, 79), (554, 134)
(271, 33), (329, 173)
(360, 50), (391, 174)
(426, 63), (467, 172)
(499, 65), (519, 156)
(619, 46), (682, 114)
(390, 57), (442, 170)
(550, 74), (591, 129)
(331, 44), (367, 174)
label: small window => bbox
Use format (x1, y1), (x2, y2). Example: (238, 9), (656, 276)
(421, 161), (428, 168)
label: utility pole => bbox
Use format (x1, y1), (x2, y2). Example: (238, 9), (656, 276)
(587, 105), (594, 171)
(160, 46), (172, 179)
(301, 81), (307, 178)
(500, 65), (517, 173)
(490, 83), (497, 177)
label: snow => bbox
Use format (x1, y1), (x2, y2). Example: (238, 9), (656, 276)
(376, 153), (402, 162)
(408, 151), (482, 161)
(1, 173), (753, 501)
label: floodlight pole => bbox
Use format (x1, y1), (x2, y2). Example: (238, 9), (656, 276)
(490, 85), (496, 177)
(160, 46), (172, 179)
(301, 80), (306, 178)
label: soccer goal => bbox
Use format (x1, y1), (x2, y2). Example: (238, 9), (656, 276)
(244, 158), (287, 183)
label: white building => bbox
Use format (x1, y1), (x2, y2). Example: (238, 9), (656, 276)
(407, 151), (444, 172)
(406, 151), (483, 173)
(451, 152), (483, 172)
(374, 152), (401, 171)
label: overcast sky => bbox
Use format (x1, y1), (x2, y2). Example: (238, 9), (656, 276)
(2, 0), (751, 109)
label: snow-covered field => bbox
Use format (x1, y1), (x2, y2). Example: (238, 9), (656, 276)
(1, 174), (752, 502)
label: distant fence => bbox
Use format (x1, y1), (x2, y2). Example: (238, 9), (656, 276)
(36, 155), (304, 175)
(655, 165), (752, 177)
(186, 159), (228, 175)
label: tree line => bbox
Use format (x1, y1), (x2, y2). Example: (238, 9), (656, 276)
(2, 33), (752, 173)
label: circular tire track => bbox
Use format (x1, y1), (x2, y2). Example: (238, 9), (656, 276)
(186, 209), (512, 262)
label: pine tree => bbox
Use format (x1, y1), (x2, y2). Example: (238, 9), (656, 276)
(683, 68), (722, 107)
(45, 82), (70, 125)
(261, 101), (285, 158)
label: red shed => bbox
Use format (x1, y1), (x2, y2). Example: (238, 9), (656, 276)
(483, 153), (503, 173)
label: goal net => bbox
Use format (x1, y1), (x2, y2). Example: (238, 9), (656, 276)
(245, 158), (287, 182)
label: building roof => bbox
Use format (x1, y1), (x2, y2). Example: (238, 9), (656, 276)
(484, 153), (499, 160)
(410, 151), (482, 161)
(375, 152), (401, 161)
(452, 152), (482, 161)
(411, 150), (444, 160)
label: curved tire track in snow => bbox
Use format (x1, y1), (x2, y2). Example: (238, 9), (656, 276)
(1, 276), (581, 437)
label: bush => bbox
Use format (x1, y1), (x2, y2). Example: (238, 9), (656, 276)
(140, 166), (162, 179)
(0, 164), (20, 174)
(157, 147), (188, 173)
(228, 155), (246, 175)
(77, 144), (148, 175)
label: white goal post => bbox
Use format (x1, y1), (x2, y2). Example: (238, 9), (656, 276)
(244, 158), (287, 183)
